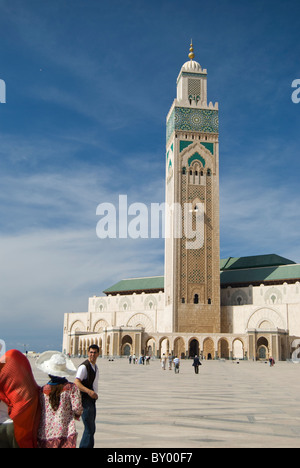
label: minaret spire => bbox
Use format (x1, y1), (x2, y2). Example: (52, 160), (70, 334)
(165, 41), (220, 335)
(188, 40), (195, 61)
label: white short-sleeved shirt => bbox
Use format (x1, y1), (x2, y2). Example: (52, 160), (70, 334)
(76, 363), (99, 394)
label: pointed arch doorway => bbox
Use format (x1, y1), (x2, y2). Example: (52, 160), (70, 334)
(257, 337), (269, 360)
(189, 339), (199, 358)
(121, 335), (133, 356)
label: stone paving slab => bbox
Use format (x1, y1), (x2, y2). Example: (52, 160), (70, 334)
(30, 357), (300, 448)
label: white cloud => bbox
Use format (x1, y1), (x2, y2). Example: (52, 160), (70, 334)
(0, 153), (165, 351)
(0, 226), (164, 351)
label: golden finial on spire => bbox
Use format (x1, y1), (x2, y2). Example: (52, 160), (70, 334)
(188, 40), (195, 61)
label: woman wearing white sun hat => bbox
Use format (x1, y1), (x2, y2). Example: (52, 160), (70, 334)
(36, 351), (83, 448)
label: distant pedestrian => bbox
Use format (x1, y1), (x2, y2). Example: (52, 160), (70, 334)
(192, 355), (202, 374)
(161, 354), (167, 370)
(168, 354), (173, 370)
(269, 357), (275, 367)
(173, 356), (180, 373)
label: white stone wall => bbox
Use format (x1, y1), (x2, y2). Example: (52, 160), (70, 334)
(221, 282), (300, 307)
(63, 291), (170, 348)
(221, 282), (300, 337)
(63, 281), (300, 358)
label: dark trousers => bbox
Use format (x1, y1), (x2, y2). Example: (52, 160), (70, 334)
(79, 397), (96, 448)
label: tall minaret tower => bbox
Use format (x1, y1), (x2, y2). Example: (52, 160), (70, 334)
(164, 42), (220, 334)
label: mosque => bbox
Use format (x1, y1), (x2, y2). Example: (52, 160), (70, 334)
(62, 44), (300, 361)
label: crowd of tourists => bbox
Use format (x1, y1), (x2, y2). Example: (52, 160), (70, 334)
(0, 345), (100, 449)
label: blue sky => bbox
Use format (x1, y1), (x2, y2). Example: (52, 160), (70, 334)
(0, 0), (300, 352)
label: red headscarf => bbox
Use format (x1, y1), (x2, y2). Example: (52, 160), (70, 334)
(0, 349), (41, 448)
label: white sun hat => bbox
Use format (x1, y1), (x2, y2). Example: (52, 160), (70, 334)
(36, 351), (77, 378)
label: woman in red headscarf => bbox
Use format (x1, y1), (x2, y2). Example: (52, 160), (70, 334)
(0, 349), (41, 448)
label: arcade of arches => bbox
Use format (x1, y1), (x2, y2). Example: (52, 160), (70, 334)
(67, 328), (289, 361)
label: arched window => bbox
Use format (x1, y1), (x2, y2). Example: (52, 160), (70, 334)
(194, 294), (199, 304)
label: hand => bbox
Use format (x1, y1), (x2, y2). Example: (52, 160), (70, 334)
(88, 390), (98, 400)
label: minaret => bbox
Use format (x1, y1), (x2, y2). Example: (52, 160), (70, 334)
(164, 42), (220, 334)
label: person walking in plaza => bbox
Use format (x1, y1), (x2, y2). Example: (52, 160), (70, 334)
(269, 356), (275, 367)
(161, 353), (167, 370)
(173, 356), (180, 373)
(192, 355), (202, 374)
(36, 351), (82, 448)
(75, 344), (100, 448)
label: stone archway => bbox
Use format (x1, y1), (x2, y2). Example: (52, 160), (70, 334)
(145, 337), (156, 357)
(121, 335), (133, 356)
(233, 339), (244, 359)
(174, 337), (185, 359)
(159, 337), (170, 357)
(247, 308), (285, 330)
(93, 319), (109, 332)
(189, 338), (199, 358)
(203, 337), (214, 360)
(257, 337), (269, 360)
(127, 313), (154, 333)
(218, 338), (229, 359)
(70, 320), (85, 334)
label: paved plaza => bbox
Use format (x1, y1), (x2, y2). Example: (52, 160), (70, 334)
(30, 357), (300, 448)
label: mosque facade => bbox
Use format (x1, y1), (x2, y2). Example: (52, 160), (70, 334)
(62, 45), (300, 361)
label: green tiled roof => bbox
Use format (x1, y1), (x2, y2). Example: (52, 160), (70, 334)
(220, 254), (295, 271)
(103, 255), (300, 294)
(220, 264), (300, 287)
(103, 276), (164, 295)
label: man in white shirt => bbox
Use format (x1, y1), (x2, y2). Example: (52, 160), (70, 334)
(75, 344), (99, 448)
(173, 356), (180, 374)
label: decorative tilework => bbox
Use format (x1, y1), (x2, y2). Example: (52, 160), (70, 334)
(179, 140), (214, 155)
(177, 71), (207, 85)
(167, 107), (218, 143)
(180, 140), (193, 152)
(201, 142), (214, 155)
(188, 152), (206, 167)
(175, 108), (218, 132)
(166, 108), (175, 142)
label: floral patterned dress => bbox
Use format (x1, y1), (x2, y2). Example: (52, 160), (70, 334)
(37, 382), (83, 448)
